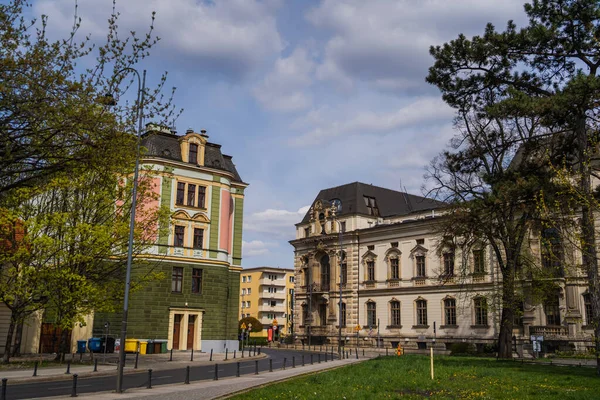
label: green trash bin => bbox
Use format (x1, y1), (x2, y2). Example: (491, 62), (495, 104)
(146, 340), (154, 354)
(160, 341), (167, 353)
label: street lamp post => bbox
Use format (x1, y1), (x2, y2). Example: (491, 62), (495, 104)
(110, 68), (147, 394)
(331, 205), (343, 358)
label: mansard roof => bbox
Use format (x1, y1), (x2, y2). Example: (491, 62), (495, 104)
(300, 182), (444, 224)
(141, 129), (243, 183)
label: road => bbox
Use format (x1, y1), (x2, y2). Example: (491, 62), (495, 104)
(7, 349), (337, 399)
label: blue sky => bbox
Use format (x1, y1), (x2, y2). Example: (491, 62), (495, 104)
(32, 0), (528, 269)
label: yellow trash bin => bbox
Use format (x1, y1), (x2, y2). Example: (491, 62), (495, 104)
(139, 341), (148, 355)
(124, 339), (139, 353)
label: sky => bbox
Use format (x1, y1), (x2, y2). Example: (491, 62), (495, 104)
(30, 0), (528, 269)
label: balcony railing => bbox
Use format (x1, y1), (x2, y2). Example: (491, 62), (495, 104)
(301, 283), (330, 293)
(530, 325), (569, 338)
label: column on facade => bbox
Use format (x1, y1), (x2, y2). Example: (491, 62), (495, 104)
(564, 284), (582, 337)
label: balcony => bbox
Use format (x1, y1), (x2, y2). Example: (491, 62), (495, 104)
(301, 283), (331, 293)
(258, 304), (286, 313)
(259, 278), (287, 286)
(530, 326), (569, 338)
(261, 291), (286, 300)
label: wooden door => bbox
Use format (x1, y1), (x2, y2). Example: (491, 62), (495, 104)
(187, 315), (196, 349)
(173, 315), (181, 350)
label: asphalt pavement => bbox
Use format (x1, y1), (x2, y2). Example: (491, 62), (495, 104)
(4, 349), (346, 400)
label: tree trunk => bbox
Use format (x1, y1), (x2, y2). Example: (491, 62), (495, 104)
(2, 315), (16, 363)
(498, 272), (515, 359)
(11, 322), (23, 357)
(55, 329), (70, 362)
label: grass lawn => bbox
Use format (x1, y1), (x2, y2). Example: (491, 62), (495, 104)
(229, 355), (600, 399)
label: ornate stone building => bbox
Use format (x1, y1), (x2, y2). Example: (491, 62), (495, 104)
(290, 182), (594, 354)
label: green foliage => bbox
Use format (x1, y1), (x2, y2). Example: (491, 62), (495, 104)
(449, 343), (475, 356)
(0, 0), (178, 362)
(425, 0), (600, 361)
(230, 355), (600, 400)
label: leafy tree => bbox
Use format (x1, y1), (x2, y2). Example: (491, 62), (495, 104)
(426, 0), (600, 367)
(0, 0), (179, 362)
(0, 0), (180, 199)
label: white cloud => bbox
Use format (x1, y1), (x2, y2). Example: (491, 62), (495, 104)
(242, 240), (277, 257)
(35, 0), (284, 80)
(244, 206), (310, 238)
(289, 97), (453, 146)
(307, 0), (526, 93)
(253, 48), (316, 112)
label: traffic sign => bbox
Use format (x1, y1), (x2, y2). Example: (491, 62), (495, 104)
(241, 323), (247, 330)
(273, 319), (278, 326)
(354, 325), (361, 332)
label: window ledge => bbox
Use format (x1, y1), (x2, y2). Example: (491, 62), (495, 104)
(412, 325), (429, 329)
(470, 324), (490, 329)
(386, 278), (401, 282)
(386, 325), (402, 329)
(440, 325), (458, 329)
(411, 277), (428, 280)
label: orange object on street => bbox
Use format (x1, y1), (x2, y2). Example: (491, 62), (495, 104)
(396, 343), (404, 356)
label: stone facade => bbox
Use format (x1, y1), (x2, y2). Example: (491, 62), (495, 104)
(291, 182), (594, 355)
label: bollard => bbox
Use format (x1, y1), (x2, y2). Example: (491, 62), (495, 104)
(346, 350), (349, 359)
(2, 378), (7, 400)
(269, 359), (273, 372)
(325, 352), (328, 362)
(65, 360), (71, 374)
(302, 354), (305, 367)
(386, 348), (389, 356)
(214, 364), (219, 380)
(185, 366), (190, 384)
(234, 350), (236, 359)
(225, 348), (228, 361)
(94, 358), (98, 372)
(292, 356), (296, 368)
(33, 361), (38, 377)
(71, 374), (78, 397)
(209, 349), (213, 361)
(147, 369), (153, 389)
(135, 352), (139, 369)
(241, 347), (244, 358)
(169, 348), (173, 362)
(363, 349), (365, 356)
(255, 360), (259, 375)
(356, 349), (359, 359)
(310, 354), (313, 365)
(283, 357), (286, 370)
(191, 348), (194, 362)
(236, 362), (240, 377)
(318, 353), (321, 364)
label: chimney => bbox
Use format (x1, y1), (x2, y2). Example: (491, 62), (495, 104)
(200, 129), (209, 139)
(186, 128), (194, 135)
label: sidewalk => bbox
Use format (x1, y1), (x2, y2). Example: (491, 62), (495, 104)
(1, 350), (264, 383)
(49, 356), (367, 400)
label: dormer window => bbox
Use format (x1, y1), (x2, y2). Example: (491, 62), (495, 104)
(364, 196), (379, 216)
(189, 143), (198, 164)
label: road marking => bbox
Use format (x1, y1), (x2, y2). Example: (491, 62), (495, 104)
(154, 376), (172, 379)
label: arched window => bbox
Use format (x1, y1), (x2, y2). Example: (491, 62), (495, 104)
(390, 300), (401, 326)
(320, 254), (330, 291)
(444, 298), (456, 326)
